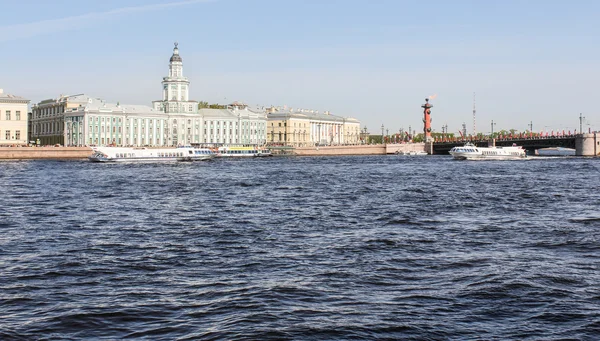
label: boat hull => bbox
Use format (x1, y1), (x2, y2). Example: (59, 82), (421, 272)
(449, 152), (526, 160)
(449, 143), (526, 160)
(89, 147), (215, 162)
(535, 147), (576, 156)
(216, 146), (273, 158)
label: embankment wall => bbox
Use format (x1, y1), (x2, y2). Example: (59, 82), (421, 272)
(0, 147), (92, 159)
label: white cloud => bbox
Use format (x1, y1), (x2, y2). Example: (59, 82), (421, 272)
(0, 0), (215, 42)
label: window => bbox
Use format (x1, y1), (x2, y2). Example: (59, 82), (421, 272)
(16, 111), (21, 120)
(5, 131), (10, 139)
(6, 111), (10, 120)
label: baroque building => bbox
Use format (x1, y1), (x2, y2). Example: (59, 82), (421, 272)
(266, 107), (361, 147)
(0, 89), (30, 146)
(30, 43), (267, 147)
(30, 94), (95, 145)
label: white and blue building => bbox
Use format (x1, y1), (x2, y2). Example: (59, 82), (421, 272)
(31, 43), (267, 147)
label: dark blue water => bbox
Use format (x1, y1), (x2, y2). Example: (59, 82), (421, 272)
(1, 156), (599, 340)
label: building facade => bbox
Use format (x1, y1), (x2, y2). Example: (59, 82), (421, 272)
(0, 89), (30, 146)
(30, 43), (268, 147)
(30, 94), (95, 145)
(266, 107), (361, 147)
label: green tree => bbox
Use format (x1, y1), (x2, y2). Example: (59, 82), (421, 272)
(198, 101), (226, 109)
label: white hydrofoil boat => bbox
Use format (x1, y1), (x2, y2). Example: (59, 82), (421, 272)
(89, 146), (215, 162)
(449, 143), (526, 160)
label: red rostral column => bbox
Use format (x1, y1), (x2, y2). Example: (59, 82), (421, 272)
(422, 98), (433, 142)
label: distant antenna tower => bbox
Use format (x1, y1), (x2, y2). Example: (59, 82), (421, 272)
(472, 92), (476, 136)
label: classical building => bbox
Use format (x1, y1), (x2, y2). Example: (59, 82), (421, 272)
(266, 107), (361, 147)
(197, 102), (267, 145)
(30, 94), (95, 145)
(0, 89), (30, 146)
(30, 43), (267, 147)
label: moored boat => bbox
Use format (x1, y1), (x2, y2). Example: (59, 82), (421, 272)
(535, 147), (575, 156)
(89, 146), (215, 162)
(217, 146), (273, 157)
(449, 142), (526, 160)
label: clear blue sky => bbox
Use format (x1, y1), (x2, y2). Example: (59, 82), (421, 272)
(1, 0), (598, 134)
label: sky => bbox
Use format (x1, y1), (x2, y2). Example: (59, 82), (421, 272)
(1, 0), (599, 135)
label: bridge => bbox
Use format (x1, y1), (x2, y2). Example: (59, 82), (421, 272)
(431, 133), (599, 156)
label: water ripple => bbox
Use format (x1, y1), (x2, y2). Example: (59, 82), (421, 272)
(0, 156), (599, 339)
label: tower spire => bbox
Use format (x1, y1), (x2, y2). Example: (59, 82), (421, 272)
(472, 92), (476, 136)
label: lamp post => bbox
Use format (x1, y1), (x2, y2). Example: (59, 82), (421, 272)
(491, 120), (497, 139)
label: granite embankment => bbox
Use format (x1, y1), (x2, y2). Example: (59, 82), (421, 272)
(0, 147), (93, 159)
(0, 143), (428, 159)
(293, 143), (426, 156)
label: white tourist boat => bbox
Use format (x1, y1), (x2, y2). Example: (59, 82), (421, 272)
(217, 146), (273, 157)
(449, 142), (526, 160)
(535, 147), (576, 156)
(89, 146), (215, 162)
(395, 150), (428, 156)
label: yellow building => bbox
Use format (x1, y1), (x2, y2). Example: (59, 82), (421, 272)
(267, 107), (361, 147)
(0, 89), (30, 146)
(30, 94), (93, 145)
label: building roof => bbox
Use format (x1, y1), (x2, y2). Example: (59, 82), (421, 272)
(268, 109), (358, 123)
(35, 94), (94, 106)
(68, 98), (159, 115)
(170, 42), (182, 63)
(199, 107), (267, 120)
(0, 89), (29, 103)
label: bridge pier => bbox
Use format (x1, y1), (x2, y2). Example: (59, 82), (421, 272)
(576, 133), (600, 156)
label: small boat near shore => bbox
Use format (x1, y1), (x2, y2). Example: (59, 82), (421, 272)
(449, 142), (526, 160)
(89, 146), (215, 162)
(535, 147), (576, 156)
(395, 150), (428, 156)
(217, 146), (273, 157)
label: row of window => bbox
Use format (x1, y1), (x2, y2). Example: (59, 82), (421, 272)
(0, 111), (22, 120)
(33, 106), (64, 118)
(1, 130), (21, 140)
(86, 117), (265, 128)
(86, 136), (263, 146)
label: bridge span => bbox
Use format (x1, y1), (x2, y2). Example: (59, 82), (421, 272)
(432, 133), (599, 156)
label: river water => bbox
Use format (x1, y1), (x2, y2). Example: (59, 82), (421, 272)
(1, 156), (599, 340)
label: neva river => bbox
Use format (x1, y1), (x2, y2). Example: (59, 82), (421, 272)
(1, 156), (599, 340)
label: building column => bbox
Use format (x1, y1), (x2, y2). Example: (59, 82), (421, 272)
(63, 121), (68, 146)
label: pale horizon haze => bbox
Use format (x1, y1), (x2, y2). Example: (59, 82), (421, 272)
(1, 0), (598, 135)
